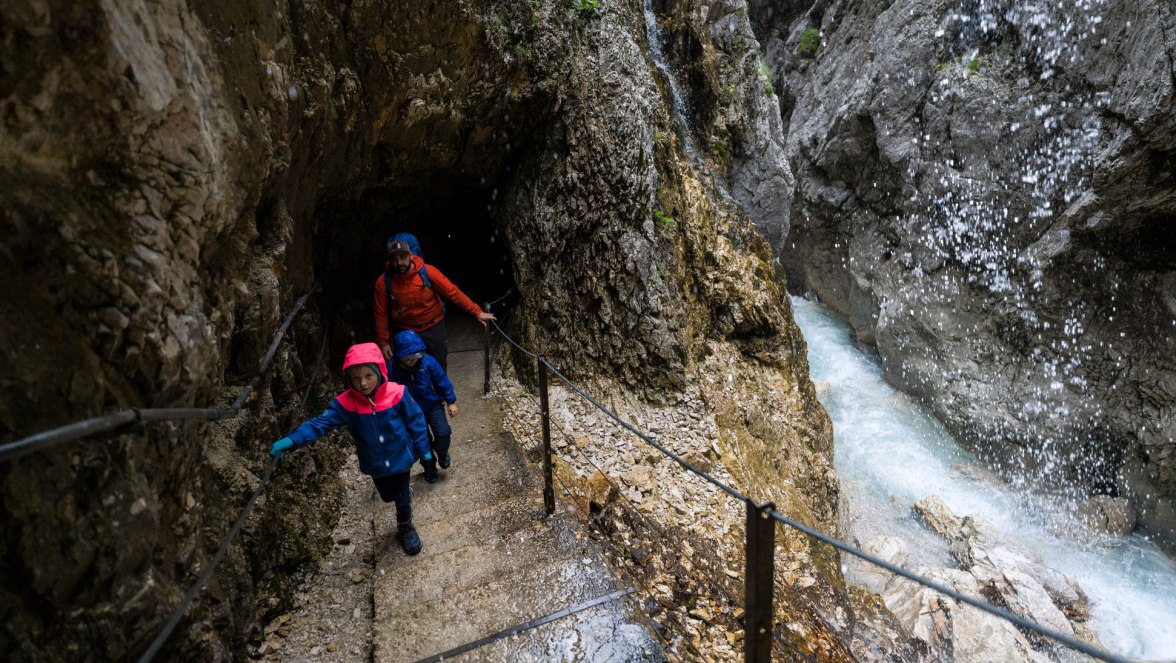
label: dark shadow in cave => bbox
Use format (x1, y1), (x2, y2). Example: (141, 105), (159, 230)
(311, 180), (517, 355)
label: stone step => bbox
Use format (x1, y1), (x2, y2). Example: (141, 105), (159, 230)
(376, 515), (589, 605)
(453, 599), (665, 662)
(372, 539), (625, 661)
(393, 489), (546, 560)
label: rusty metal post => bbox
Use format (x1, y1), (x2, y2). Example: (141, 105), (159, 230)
(538, 356), (555, 515)
(745, 500), (776, 663)
(483, 302), (491, 395)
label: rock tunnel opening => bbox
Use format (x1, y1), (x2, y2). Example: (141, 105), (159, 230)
(311, 180), (517, 350)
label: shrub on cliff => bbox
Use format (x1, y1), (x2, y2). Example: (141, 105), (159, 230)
(798, 28), (820, 58)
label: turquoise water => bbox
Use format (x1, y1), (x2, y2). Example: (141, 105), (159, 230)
(792, 296), (1176, 659)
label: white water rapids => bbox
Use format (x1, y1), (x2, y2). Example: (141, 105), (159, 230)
(792, 296), (1176, 660)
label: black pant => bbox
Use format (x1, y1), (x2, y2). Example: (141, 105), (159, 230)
(406, 320), (449, 371)
(371, 471), (412, 524)
(422, 402), (452, 456)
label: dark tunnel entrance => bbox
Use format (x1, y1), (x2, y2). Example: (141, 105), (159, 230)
(311, 180), (517, 352)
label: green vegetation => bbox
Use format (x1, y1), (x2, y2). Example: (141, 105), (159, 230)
(576, 0), (598, 12)
(757, 59), (775, 97)
(653, 130), (667, 144)
(653, 209), (676, 231)
(797, 27), (820, 58)
(967, 57), (980, 76)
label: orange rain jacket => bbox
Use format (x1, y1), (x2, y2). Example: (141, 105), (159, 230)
(373, 255), (484, 345)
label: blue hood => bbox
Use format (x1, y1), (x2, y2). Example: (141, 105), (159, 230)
(393, 329), (428, 358)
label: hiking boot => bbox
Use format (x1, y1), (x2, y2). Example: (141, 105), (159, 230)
(422, 457), (439, 484)
(397, 522), (422, 556)
(439, 452), (451, 469)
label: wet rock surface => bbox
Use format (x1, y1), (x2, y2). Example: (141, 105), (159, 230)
(0, 0), (824, 657)
(752, 0), (1176, 547)
(908, 496), (1100, 653)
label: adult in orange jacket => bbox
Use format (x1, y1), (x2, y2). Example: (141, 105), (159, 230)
(374, 239), (496, 370)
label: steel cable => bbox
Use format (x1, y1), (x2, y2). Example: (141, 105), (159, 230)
(549, 468), (672, 649)
(137, 458), (278, 663)
(1, 285), (320, 462)
(138, 316), (332, 661)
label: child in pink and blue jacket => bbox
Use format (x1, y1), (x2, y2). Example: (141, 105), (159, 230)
(270, 342), (431, 555)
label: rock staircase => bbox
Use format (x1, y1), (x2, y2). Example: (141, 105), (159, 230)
(269, 319), (662, 662)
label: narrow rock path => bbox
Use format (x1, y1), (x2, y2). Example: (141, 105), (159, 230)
(267, 319), (663, 661)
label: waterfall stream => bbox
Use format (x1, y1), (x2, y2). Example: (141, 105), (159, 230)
(792, 297), (1176, 660)
(641, 0), (699, 159)
(641, 0), (736, 206)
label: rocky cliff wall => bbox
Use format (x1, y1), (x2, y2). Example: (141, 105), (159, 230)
(752, 0), (1176, 548)
(1, 0), (847, 659)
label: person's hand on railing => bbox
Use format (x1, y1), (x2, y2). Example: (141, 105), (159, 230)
(476, 311), (497, 326)
(269, 437), (295, 458)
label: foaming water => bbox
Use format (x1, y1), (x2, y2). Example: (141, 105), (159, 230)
(793, 296), (1176, 659)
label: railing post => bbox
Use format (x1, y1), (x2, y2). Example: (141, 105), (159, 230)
(538, 356), (555, 515)
(483, 301), (491, 396)
(745, 500), (776, 663)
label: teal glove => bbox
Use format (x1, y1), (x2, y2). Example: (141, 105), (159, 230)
(270, 437), (295, 458)
(422, 452), (433, 461)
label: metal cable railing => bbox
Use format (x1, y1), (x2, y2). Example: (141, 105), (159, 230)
(545, 470), (673, 649)
(484, 288), (514, 310)
(137, 328), (332, 663)
(0, 285), (325, 660)
(486, 319), (1131, 663)
(0, 285), (320, 463)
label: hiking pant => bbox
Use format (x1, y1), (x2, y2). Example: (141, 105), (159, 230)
(422, 402), (452, 456)
(414, 320), (449, 371)
(372, 471), (412, 524)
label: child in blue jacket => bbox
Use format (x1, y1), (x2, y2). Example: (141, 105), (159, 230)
(391, 330), (458, 483)
(270, 342), (431, 555)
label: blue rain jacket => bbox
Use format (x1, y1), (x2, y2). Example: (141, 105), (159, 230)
(390, 330), (457, 410)
(288, 343), (430, 477)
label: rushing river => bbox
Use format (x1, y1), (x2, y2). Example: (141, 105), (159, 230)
(791, 296), (1176, 660)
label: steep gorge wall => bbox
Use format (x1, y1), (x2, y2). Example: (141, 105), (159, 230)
(1, 0), (373, 658)
(753, 0), (1176, 548)
(2, 0), (853, 659)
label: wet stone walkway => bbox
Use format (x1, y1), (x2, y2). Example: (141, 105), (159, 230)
(265, 320), (663, 662)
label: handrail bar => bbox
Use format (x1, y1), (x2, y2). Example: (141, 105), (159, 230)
(0, 284), (319, 463)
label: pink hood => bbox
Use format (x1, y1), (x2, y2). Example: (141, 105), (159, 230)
(339, 342), (403, 410)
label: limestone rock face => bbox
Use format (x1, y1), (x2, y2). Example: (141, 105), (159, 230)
(1076, 495), (1138, 537)
(647, 0), (795, 250)
(882, 565), (1050, 663)
(913, 496), (1097, 645)
(753, 0), (1176, 548)
(1, 0), (844, 660)
(857, 495), (1103, 660)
